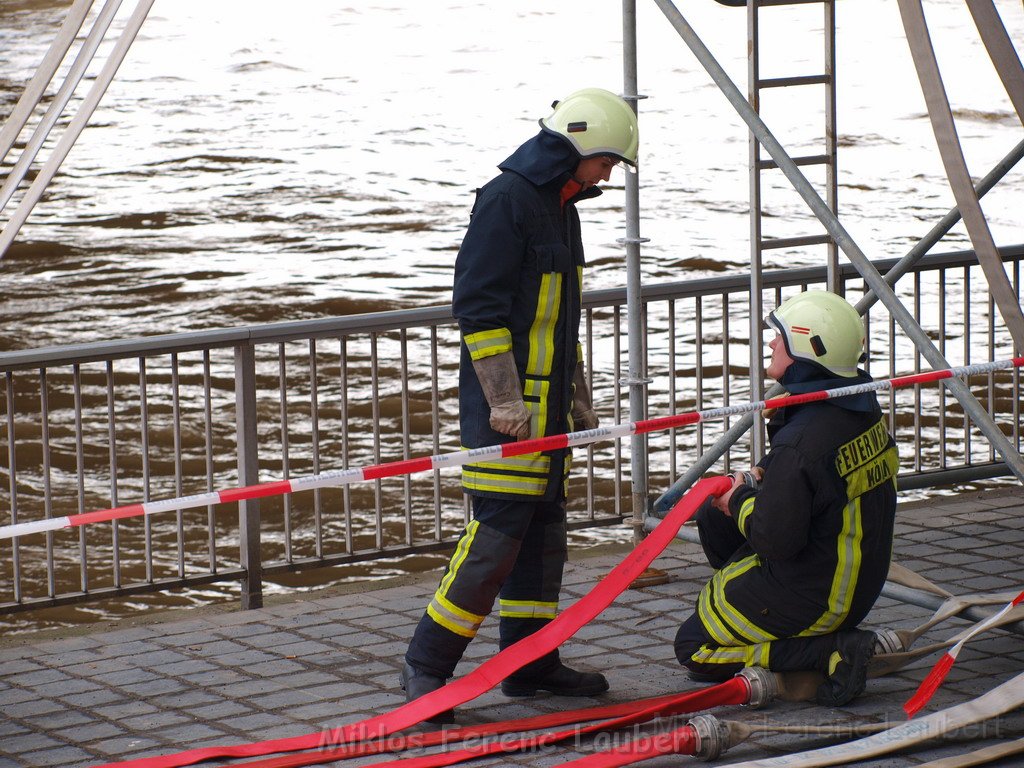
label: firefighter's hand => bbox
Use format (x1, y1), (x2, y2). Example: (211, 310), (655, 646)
(571, 361), (599, 430)
(490, 400), (531, 440)
(572, 406), (599, 431)
(712, 472), (745, 516)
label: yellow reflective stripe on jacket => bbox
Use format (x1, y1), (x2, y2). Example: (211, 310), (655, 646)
(526, 272), (561, 377)
(691, 640), (771, 669)
(735, 496), (755, 537)
(498, 598), (558, 619)
(427, 592), (486, 638)
(465, 453), (550, 475)
(462, 469), (547, 496)
(804, 496), (864, 635)
(698, 555), (777, 645)
(461, 442), (551, 496)
(524, 377), (549, 439)
(464, 327), (513, 360)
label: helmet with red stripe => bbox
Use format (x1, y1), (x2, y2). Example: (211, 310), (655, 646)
(767, 290), (865, 378)
(540, 88), (639, 167)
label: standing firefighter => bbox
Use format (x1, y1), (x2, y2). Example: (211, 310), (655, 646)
(675, 290), (898, 706)
(402, 88), (639, 722)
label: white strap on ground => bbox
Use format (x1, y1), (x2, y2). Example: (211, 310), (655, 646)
(888, 562), (953, 598)
(871, 604), (1024, 678)
(719, 670), (1024, 768)
(914, 736), (1024, 768)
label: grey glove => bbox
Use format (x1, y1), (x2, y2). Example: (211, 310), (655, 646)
(571, 360), (599, 430)
(471, 351), (531, 440)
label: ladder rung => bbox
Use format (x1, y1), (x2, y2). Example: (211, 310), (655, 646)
(760, 234), (833, 250)
(758, 74), (830, 89)
(758, 154), (831, 170)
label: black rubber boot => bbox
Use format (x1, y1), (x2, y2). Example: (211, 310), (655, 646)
(399, 662), (455, 724)
(501, 661), (610, 698)
(815, 630), (876, 707)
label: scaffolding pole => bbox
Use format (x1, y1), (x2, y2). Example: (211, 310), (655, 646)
(621, 0), (651, 544)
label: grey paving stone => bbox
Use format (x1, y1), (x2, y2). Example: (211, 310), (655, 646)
(23, 709), (94, 730)
(0, 687), (43, 706)
(187, 698), (250, 720)
(152, 723), (232, 745)
(18, 746), (94, 767)
(91, 701), (159, 721)
(92, 640), (165, 659)
(119, 711), (192, 731)
(148, 658), (219, 677)
(2, 697), (65, 718)
(299, 649), (360, 667)
(60, 721), (125, 742)
(7, 668), (69, 687)
(88, 735), (164, 757)
(119, 678), (188, 696)
(34, 649), (101, 667)
(35, 678), (103, 698)
(177, 666), (249, 686)
(98, 668), (161, 686)
(242, 659), (309, 678)
(204, 649), (279, 667)
(0, 719), (29, 738)
(263, 612), (332, 629)
(0, 732), (65, 754)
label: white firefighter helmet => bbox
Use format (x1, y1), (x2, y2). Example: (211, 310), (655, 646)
(540, 88), (639, 166)
(767, 290), (865, 378)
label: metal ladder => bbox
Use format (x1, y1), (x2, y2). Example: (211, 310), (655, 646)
(745, 0), (839, 459)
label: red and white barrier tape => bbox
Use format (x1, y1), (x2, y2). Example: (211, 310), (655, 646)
(3, 357), (1021, 541)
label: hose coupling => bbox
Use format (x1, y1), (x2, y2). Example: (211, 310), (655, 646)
(689, 714), (729, 761)
(736, 666), (778, 709)
(873, 628), (905, 655)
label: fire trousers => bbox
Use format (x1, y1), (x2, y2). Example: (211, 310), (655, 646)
(674, 501), (853, 680)
(405, 494), (568, 679)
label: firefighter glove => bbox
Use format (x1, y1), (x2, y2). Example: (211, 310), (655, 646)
(571, 360), (599, 430)
(471, 350), (531, 440)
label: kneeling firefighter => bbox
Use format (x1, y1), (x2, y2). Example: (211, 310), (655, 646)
(401, 88), (639, 723)
(675, 290), (899, 706)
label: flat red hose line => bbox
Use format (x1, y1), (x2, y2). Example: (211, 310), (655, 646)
(559, 728), (699, 767)
(238, 692), (696, 768)
(239, 678), (746, 768)
(92, 476), (731, 768)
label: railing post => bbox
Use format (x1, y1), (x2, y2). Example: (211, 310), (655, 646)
(234, 341), (263, 609)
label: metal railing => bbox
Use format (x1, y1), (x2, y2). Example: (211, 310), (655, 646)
(1, 245), (1021, 614)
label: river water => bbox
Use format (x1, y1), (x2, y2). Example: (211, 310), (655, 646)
(1, 0), (1022, 632)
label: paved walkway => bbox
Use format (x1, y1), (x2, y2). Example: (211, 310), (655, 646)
(2, 488), (1023, 767)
